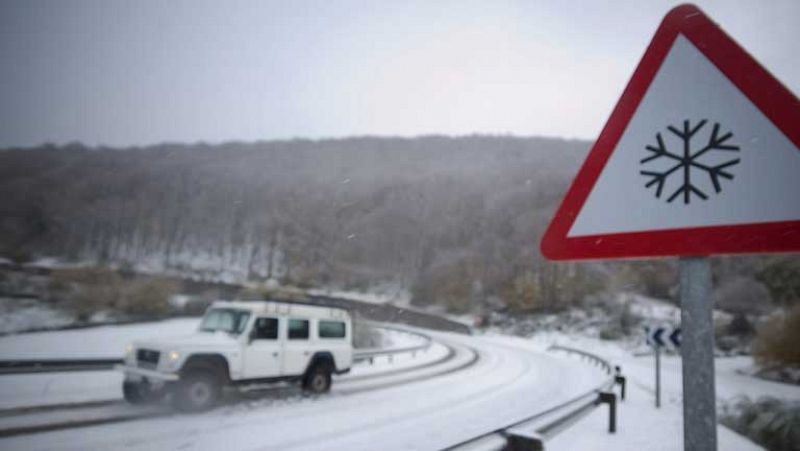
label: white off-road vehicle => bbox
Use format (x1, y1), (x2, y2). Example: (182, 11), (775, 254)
(118, 300), (353, 411)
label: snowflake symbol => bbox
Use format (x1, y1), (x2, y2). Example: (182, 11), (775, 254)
(640, 119), (741, 204)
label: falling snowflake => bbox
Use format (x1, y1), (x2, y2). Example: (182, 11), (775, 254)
(640, 119), (740, 204)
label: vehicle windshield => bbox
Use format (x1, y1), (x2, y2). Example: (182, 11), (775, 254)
(199, 309), (251, 335)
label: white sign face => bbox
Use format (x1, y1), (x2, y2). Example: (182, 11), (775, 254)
(568, 35), (800, 238)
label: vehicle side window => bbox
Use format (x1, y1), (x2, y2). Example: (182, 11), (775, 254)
(319, 320), (346, 338)
(252, 317), (279, 340)
(288, 319), (309, 340)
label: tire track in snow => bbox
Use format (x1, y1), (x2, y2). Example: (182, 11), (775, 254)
(0, 338), (468, 439)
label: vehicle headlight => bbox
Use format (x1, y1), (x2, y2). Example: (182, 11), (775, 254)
(124, 344), (135, 364)
(164, 350), (181, 369)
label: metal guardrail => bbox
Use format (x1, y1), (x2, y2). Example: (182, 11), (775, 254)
(353, 324), (432, 363)
(444, 345), (625, 451)
(548, 345), (614, 374)
(353, 343), (430, 362)
(0, 326), (432, 375)
(0, 359), (124, 374)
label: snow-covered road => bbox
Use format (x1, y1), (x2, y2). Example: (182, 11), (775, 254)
(0, 331), (608, 451)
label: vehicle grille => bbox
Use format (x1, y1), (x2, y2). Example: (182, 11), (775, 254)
(136, 349), (160, 368)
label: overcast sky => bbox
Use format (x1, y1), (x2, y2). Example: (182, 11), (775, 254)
(1, 0), (798, 148)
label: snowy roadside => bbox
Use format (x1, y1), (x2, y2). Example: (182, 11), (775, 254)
(0, 297), (74, 335)
(490, 331), (799, 450)
(0, 318), (201, 359)
(0, 318), (200, 409)
(547, 381), (761, 451)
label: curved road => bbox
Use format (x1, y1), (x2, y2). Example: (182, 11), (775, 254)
(1, 330), (607, 451)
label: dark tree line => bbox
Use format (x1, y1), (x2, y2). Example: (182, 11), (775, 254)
(0, 136), (795, 313)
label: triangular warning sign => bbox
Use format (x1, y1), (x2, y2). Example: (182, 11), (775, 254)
(541, 4), (800, 261)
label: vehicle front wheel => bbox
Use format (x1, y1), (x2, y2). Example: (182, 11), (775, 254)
(123, 380), (152, 405)
(303, 363), (332, 394)
(172, 371), (220, 412)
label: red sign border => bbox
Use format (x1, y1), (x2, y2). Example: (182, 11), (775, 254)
(541, 3), (800, 261)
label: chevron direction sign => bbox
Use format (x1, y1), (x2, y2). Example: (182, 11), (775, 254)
(645, 325), (681, 350)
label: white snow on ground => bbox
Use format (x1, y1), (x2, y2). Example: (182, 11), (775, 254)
(0, 298), (74, 334)
(520, 331), (800, 403)
(0, 319), (202, 410)
(0, 370), (123, 410)
(439, 311), (477, 327)
(378, 328), (428, 349)
(0, 321), (433, 410)
(622, 293), (681, 323)
(0, 308), (796, 450)
(0, 319), (201, 359)
(547, 381), (761, 451)
(0, 331), (608, 451)
(0, 341), (450, 411)
(616, 292), (732, 327)
(305, 287), (480, 327)
(510, 331), (800, 450)
(345, 341), (450, 379)
(22, 258), (92, 270)
(307, 285), (411, 306)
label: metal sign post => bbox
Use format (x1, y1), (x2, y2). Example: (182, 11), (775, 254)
(655, 344), (661, 409)
(645, 324), (679, 409)
(679, 257), (716, 451)
(539, 5), (800, 451)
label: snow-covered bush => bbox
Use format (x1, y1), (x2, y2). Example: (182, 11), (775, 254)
(756, 256), (800, 308)
(714, 276), (772, 317)
(720, 396), (800, 451)
(118, 277), (178, 318)
(48, 267), (123, 321)
(183, 297), (214, 316)
(612, 260), (677, 301)
(598, 297), (641, 340)
(47, 267), (179, 321)
(754, 305), (800, 368)
(411, 260), (475, 314)
(178, 288), (222, 316)
(503, 272), (538, 312)
(715, 314), (754, 356)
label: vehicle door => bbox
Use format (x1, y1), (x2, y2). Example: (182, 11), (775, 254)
(242, 316), (283, 379)
(282, 318), (312, 375)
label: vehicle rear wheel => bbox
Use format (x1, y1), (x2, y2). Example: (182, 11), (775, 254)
(303, 363), (332, 394)
(172, 371), (220, 412)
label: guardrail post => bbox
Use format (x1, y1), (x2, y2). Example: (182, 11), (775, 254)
(596, 391), (617, 433)
(614, 366), (626, 401)
(614, 375), (626, 401)
(503, 432), (544, 451)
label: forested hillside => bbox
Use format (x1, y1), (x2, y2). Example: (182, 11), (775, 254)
(1, 136), (796, 314)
